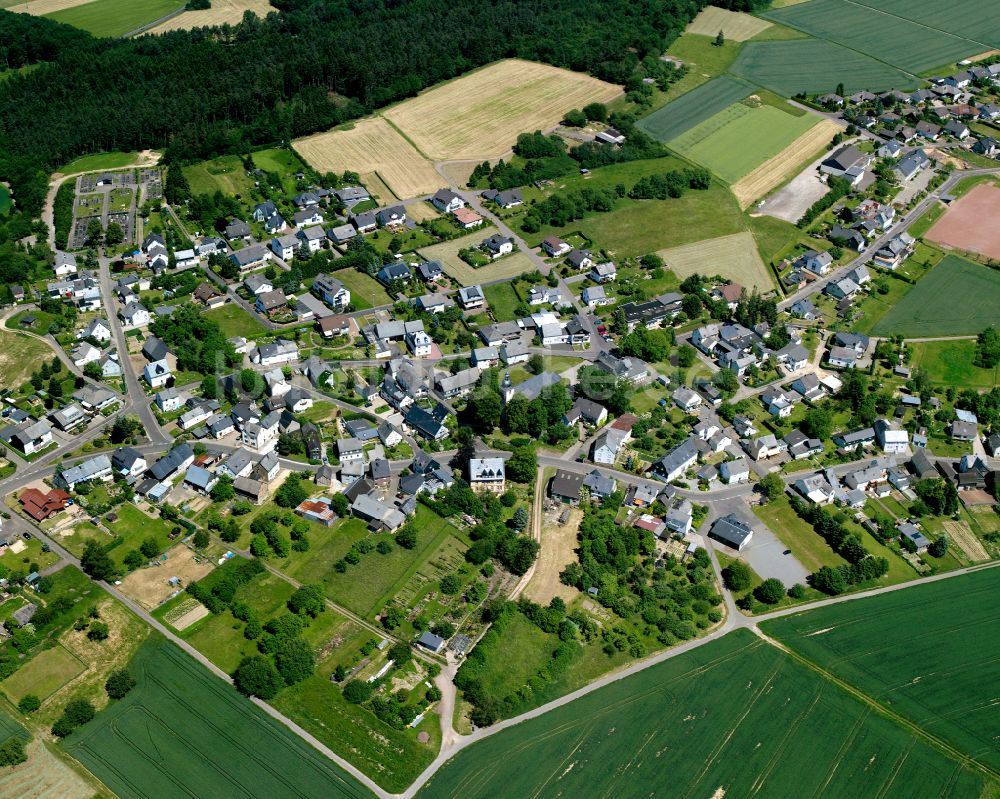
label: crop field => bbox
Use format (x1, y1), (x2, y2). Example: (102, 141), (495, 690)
(147, 0), (272, 32)
(872, 255), (1000, 336)
(65, 638), (370, 799)
(293, 117), (439, 200)
(850, 0), (1000, 47)
(686, 6), (772, 40)
(636, 75), (754, 143)
(763, 0), (983, 74)
(0, 330), (55, 390)
(764, 567), (1000, 775)
(732, 118), (840, 207)
(657, 231), (773, 291)
(926, 183), (1000, 260)
(419, 234), (535, 286)
(669, 102), (818, 183)
(418, 629), (983, 799)
(45, 0), (183, 37)
(382, 59), (621, 161)
(0, 739), (93, 799)
(908, 339), (999, 389)
(0, 0), (92, 16)
(730, 39), (917, 95)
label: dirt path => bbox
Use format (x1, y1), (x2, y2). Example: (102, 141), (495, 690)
(510, 466), (546, 600)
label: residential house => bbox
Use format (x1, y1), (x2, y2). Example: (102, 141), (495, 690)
(582, 285), (612, 307)
(457, 285), (485, 310)
(588, 262), (616, 283)
(143, 359), (172, 388)
(820, 145), (871, 183)
(672, 386), (702, 413)
(719, 458), (750, 484)
(540, 236), (571, 257)
(436, 367), (481, 398)
(229, 244), (271, 272)
(224, 219), (251, 241)
(649, 438), (698, 482)
(875, 418), (908, 453)
(481, 233), (514, 259)
(452, 207), (483, 229)
(270, 233), (300, 261)
(56, 454), (112, 491)
(564, 399), (607, 427)
(118, 301), (150, 329)
(431, 188), (465, 213)
(567, 249), (593, 270)
(376, 205), (406, 227)
(194, 283), (225, 308)
(255, 289), (288, 316)
(292, 208), (324, 229)
(894, 149), (931, 181)
(549, 469), (584, 503)
(376, 261), (412, 286)
(469, 456), (506, 494)
(311, 273), (351, 310)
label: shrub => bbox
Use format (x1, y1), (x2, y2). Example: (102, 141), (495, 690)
(17, 694), (40, 714)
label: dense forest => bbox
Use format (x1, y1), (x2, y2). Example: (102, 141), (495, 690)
(0, 0), (768, 218)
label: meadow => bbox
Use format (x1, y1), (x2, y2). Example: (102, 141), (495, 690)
(686, 6), (772, 40)
(0, 330), (57, 390)
(730, 39), (917, 95)
(418, 235), (535, 286)
(64, 638), (371, 799)
(763, 0), (983, 73)
(294, 117), (439, 201)
(669, 102), (818, 183)
(657, 231), (773, 291)
(482, 282), (522, 321)
(872, 255), (1000, 336)
(908, 339), (1000, 389)
(204, 303), (268, 339)
(45, 0), (182, 36)
(419, 629), (984, 799)
(764, 566), (1000, 775)
(381, 59), (621, 161)
(59, 151), (140, 174)
(332, 268), (393, 309)
(637, 75), (753, 143)
(183, 154), (255, 197)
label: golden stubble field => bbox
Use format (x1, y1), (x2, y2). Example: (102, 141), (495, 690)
(293, 116), (442, 200)
(292, 59), (621, 199)
(147, 0), (272, 31)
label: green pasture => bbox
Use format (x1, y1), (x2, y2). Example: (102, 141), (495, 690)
(418, 629), (984, 799)
(637, 75), (754, 143)
(763, 0), (983, 74)
(669, 102), (817, 183)
(730, 39), (918, 95)
(64, 638), (370, 799)
(909, 339), (1000, 388)
(764, 567), (1000, 775)
(872, 255), (1000, 337)
(46, 0), (183, 37)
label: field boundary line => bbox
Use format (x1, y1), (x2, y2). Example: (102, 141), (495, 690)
(379, 114), (435, 163)
(751, 626), (1000, 784)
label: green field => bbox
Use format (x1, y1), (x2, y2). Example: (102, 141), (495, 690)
(64, 638), (370, 799)
(872, 255), (1000, 336)
(418, 629), (984, 799)
(183, 154), (255, 197)
(669, 102), (817, 183)
(204, 303), (268, 339)
(909, 339), (1000, 388)
(334, 268), (393, 310)
(482, 282), (522, 321)
(763, 0), (982, 74)
(764, 567), (1000, 776)
(850, 0), (1000, 47)
(59, 152), (140, 174)
(46, 0), (183, 37)
(277, 507), (463, 617)
(637, 75), (754, 143)
(730, 39), (918, 95)
(1, 644), (84, 702)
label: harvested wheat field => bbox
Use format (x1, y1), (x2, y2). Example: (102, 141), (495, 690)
(119, 544), (214, 610)
(732, 118), (839, 207)
(942, 520), (989, 562)
(686, 6), (772, 40)
(293, 117), (440, 199)
(658, 231), (773, 290)
(927, 183), (1000, 259)
(0, 0), (92, 16)
(0, 740), (92, 799)
(382, 59), (621, 160)
(147, 0), (271, 31)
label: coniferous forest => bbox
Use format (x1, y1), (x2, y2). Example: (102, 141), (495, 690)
(0, 0), (766, 216)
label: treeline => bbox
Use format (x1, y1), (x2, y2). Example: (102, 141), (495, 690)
(788, 497), (890, 594)
(0, 0), (715, 215)
(53, 182), (74, 250)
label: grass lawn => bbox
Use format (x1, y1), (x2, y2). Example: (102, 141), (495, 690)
(669, 102), (817, 183)
(0, 329), (56, 389)
(0, 536), (59, 573)
(908, 339), (999, 389)
(102, 505), (178, 564)
(873, 255), (1000, 337)
(0, 644), (85, 702)
(473, 613), (556, 699)
(183, 570), (296, 672)
(749, 213), (803, 264)
(529, 182), (745, 260)
(753, 495), (847, 573)
(59, 152), (139, 174)
(204, 303), (268, 339)
(278, 508), (462, 618)
(334, 269), (393, 310)
(46, 0), (183, 36)
(483, 282), (522, 322)
(251, 147), (306, 193)
(183, 154), (255, 197)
